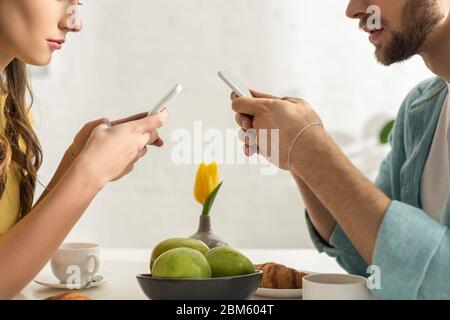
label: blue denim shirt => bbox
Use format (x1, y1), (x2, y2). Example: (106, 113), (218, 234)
(306, 77), (450, 300)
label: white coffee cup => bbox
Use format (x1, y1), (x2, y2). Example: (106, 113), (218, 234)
(51, 242), (100, 285)
(303, 274), (374, 300)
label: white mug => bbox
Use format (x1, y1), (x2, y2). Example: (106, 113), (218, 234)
(303, 274), (374, 300)
(51, 242), (100, 285)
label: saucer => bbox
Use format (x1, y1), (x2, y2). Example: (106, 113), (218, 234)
(34, 274), (111, 290)
(254, 287), (302, 299)
(253, 269), (316, 299)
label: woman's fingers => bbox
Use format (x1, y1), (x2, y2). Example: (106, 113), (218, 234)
(111, 112), (149, 126)
(134, 109), (169, 133)
(137, 146), (148, 158)
(126, 146), (148, 173)
(151, 138), (164, 148)
(93, 122), (111, 133)
(86, 118), (111, 130)
(113, 109), (169, 133)
(141, 130), (162, 146)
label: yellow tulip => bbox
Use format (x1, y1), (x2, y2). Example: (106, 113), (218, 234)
(194, 162), (220, 205)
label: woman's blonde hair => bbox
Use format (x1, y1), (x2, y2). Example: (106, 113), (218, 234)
(0, 59), (43, 218)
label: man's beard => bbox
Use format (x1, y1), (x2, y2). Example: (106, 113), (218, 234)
(377, 0), (443, 66)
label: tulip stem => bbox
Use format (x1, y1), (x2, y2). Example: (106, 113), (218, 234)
(202, 182), (223, 216)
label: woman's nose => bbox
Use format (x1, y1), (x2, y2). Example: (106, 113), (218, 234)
(71, 18), (83, 33)
(59, 5), (83, 32)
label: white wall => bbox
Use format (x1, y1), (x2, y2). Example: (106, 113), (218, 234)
(30, 0), (433, 249)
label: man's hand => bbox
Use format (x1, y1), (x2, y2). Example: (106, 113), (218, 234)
(231, 90), (323, 169)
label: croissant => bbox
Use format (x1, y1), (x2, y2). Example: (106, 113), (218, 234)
(255, 262), (307, 289)
(45, 292), (91, 300)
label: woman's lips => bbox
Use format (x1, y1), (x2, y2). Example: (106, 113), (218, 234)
(47, 39), (65, 50)
(369, 29), (384, 44)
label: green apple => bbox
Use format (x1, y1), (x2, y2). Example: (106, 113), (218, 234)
(205, 247), (256, 278)
(150, 238), (209, 269)
(152, 248), (212, 279)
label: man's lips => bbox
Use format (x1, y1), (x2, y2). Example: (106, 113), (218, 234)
(47, 39), (65, 49)
(362, 27), (385, 44)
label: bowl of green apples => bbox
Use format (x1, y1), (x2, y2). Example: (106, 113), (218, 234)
(136, 238), (262, 300)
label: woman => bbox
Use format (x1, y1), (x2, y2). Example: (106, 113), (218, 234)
(0, 0), (169, 299)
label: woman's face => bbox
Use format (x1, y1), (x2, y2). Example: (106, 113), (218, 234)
(0, 0), (83, 67)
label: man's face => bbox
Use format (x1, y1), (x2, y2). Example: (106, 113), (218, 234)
(346, 0), (444, 65)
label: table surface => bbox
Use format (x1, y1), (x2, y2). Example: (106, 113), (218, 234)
(16, 249), (345, 300)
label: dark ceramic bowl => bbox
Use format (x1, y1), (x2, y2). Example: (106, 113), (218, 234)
(136, 271), (262, 300)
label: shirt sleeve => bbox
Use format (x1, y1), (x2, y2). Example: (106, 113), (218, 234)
(373, 200), (449, 299)
(305, 213), (368, 276)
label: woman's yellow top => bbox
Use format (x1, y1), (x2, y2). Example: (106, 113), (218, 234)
(0, 94), (24, 235)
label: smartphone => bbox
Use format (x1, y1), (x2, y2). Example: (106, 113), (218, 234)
(148, 84), (183, 116)
(218, 70), (252, 97)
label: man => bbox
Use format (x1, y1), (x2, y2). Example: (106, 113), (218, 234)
(231, 0), (450, 299)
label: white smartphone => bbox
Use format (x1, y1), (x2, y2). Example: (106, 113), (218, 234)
(218, 70), (252, 97)
(148, 84), (183, 116)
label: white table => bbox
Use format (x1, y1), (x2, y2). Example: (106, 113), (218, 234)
(16, 249), (345, 300)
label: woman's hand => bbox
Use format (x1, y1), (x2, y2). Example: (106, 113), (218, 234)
(231, 91), (323, 170)
(74, 110), (169, 189)
(70, 112), (164, 159)
(36, 112), (167, 206)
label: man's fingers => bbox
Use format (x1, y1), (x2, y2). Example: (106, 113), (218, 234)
(235, 113), (254, 130)
(242, 117), (253, 130)
(230, 92), (238, 101)
(231, 90), (280, 100)
(250, 90), (280, 99)
(238, 128), (257, 146)
(282, 96), (304, 104)
(231, 97), (262, 117)
(111, 112), (149, 126)
(243, 144), (258, 157)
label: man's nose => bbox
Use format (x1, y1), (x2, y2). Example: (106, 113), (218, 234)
(346, 0), (369, 19)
